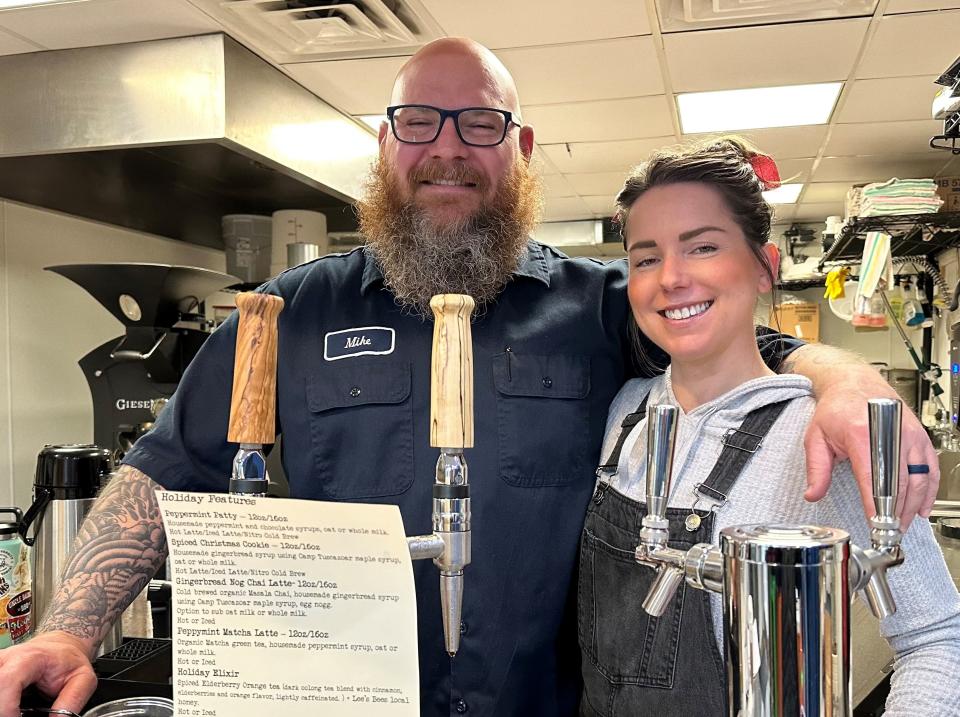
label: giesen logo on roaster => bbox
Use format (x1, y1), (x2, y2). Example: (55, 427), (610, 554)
(115, 398), (154, 411)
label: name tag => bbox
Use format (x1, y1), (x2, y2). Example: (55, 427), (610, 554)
(324, 326), (395, 361)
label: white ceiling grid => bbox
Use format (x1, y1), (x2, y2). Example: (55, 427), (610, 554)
(0, 0), (219, 49)
(0, 0), (957, 225)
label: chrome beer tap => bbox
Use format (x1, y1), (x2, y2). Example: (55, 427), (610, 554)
(849, 398), (905, 619)
(633, 404), (688, 616)
(406, 294), (475, 657)
(634, 398), (905, 716)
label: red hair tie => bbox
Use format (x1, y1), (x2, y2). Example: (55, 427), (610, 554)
(748, 154), (781, 191)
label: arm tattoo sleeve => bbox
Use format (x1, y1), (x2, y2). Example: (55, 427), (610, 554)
(779, 353), (798, 373)
(37, 464), (168, 649)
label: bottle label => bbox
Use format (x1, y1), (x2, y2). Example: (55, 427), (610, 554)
(0, 540), (31, 648)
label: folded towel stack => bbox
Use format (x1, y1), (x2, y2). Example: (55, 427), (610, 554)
(860, 178), (943, 216)
(845, 185), (864, 219)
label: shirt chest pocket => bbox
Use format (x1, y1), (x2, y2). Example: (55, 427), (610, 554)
(305, 360), (414, 499)
(492, 352), (592, 487)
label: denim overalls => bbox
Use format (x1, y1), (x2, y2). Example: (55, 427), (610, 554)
(578, 394), (789, 716)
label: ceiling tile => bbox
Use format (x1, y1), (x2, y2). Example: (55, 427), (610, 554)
(801, 182), (855, 203)
(685, 126), (828, 160)
(583, 195), (618, 217)
(0, 0), (220, 49)
(540, 137), (675, 174)
(284, 56), (407, 116)
(497, 37), (663, 105)
(524, 96), (674, 144)
(885, 1), (960, 11)
(0, 26), (42, 55)
(565, 171), (628, 196)
(542, 195), (592, 222)
(664, 19), (869, 93)
(531, 146), (560, 176)
(793, 202), (844, 222)
(858, 10), (960, 78)
(813, 154), (951, 183)
(543, 174), (576, 198)
(826, 120), (944, 156)
(418, 0), (651, 48)
(778, 158), (816, 184)
(838, 76), (939, 122)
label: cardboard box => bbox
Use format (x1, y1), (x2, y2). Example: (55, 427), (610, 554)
(935, 176), (960, 212)
(770, 302), (820, 343)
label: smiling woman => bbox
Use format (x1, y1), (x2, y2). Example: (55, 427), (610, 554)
(624, 180), (779, 404)
(617, 137), (781, 406)
(578, 136), (960, 717)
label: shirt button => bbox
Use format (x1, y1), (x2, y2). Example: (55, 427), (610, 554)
(349, 386), (361, 397)
(542, 376), (553, 388)
(459, 621), (468, 635)
(454, 698), (468, 713)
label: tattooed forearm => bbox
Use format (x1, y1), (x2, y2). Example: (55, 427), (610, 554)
(779, 353), (798, 373)
(37, 464), (167, 652)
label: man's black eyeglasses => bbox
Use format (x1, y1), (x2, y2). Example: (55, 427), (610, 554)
(386, 105), (520, 147)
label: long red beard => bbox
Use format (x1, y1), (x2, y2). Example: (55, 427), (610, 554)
(357, 157), (542, 316)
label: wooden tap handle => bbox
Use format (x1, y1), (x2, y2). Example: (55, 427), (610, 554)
(228, 292), (284, 445)
(430, 294), (475, 449)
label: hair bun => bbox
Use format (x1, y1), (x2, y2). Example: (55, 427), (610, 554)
(711, 135), (756, 160)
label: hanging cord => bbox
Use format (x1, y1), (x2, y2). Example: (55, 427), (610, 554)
(891, 256), (951, 305)
(878, 289), (949, 414)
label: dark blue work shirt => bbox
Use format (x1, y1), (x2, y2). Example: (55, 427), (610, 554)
(125, 241), (796, 717)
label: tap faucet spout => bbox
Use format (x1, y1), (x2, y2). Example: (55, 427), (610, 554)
(850, 398), (906, 620)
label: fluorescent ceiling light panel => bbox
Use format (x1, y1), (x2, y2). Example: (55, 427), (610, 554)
(358, 115), (387, 134)
(677, 83), (842, 133)
(762, 183), (803, 205)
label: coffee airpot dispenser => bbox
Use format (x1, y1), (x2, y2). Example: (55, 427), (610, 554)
(19, 445), (122, 654)
(636, 398), (904, 716)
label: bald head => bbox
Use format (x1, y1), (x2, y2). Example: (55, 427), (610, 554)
(374, 36), (536, 237)
(391, 38), (522, 117)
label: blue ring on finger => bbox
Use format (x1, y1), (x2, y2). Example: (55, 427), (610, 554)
(907, 463), (930, 475)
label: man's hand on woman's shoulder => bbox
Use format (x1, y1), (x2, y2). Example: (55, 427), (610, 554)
(802, 366), (938, 529)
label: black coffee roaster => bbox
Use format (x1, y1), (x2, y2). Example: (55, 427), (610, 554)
(45, 264), (239, 466)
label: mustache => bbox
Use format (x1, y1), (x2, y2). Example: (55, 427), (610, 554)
(407, 161), (489, 191)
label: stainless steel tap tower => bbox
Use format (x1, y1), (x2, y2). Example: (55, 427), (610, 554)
(407, 294), (475, 657)
(636, 399), (905, 716)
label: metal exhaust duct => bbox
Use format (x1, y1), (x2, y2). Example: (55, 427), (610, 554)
(0, 34), (376, 246)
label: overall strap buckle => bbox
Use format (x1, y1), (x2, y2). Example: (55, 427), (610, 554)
(720, 426), (764, 453)
(685, 483), (726, 531)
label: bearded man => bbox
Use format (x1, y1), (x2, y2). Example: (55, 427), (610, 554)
(0, 37), (939, 717)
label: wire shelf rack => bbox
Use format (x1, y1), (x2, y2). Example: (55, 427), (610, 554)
(818, 212), (960, 270)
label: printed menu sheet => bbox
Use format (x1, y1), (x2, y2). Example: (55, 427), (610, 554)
(157, 491), (419, 716)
